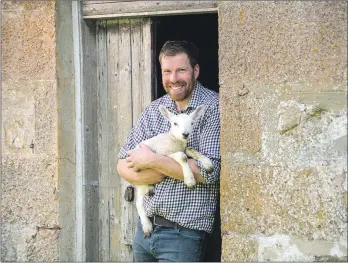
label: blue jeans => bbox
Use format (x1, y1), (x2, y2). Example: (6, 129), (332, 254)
(132, 219), (207, 262)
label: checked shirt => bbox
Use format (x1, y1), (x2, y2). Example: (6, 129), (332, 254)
(118, 82), (220, 234)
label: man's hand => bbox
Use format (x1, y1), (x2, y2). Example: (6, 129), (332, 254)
(126, 144), (156, 172)
(117, 159), (166, 185)
(119, 143), (205, 185)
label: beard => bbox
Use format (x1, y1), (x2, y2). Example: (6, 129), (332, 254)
(163, 74), (195, 102)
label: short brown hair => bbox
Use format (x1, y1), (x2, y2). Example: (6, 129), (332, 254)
(159, 40), (199, 69)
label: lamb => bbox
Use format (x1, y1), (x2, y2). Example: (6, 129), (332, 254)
(133, 104), (214, 237)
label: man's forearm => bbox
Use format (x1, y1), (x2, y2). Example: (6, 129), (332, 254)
(117, 159), (165, 185)
(148, 154), (206, 183)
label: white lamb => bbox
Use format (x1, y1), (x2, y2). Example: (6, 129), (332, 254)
(133, 104), (214, 237)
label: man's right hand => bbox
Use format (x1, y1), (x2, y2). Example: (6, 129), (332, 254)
(117, 159), (166, 185)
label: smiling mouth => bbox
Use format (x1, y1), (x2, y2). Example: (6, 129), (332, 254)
(170, 85), (184, 91)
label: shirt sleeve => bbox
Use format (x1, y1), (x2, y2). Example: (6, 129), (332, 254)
(195, 103), (221, 183)
(118, 107), (151, 159)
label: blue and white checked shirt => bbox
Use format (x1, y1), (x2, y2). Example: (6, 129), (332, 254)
(118, 82), (220, 234)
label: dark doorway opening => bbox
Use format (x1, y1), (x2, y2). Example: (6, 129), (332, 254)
(154, 13), (219, 100)
(154, 13), (221, 262)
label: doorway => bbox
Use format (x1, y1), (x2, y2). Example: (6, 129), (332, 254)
(154, 13), (219, 99)
(154, 13), (221, 262)
(81, 12), (220, 262)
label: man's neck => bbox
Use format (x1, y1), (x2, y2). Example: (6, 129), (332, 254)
(175, 101), (188, 112)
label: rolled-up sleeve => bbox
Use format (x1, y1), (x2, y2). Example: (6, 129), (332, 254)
(196, 103), (221, 183)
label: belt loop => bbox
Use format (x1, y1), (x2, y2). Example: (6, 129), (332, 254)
(153, 215), (158, 226)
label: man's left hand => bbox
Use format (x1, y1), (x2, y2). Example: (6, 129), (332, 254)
(126, 144), (156, 172)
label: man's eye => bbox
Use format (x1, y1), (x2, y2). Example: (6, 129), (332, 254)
(174, 122), (178, 126)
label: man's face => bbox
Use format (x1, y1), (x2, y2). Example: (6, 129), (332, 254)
(161, 53), (199, 103)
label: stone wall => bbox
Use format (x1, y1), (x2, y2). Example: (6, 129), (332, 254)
(1, 1), (59, 261)
(218, 1), (347, 261)
(2, 1), (347, 261)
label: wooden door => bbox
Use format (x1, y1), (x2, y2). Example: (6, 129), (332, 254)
(96, 18), (153, 262)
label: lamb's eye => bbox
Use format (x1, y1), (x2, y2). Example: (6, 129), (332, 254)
(174, 122), (178, 126)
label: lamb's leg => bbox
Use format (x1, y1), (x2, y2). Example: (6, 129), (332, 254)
(136, 185), (153, 237)
(185, 147), (213, 174)
(168, 152), (196, 187)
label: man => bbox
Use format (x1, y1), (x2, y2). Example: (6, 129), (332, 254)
(117, 40), (220, 262)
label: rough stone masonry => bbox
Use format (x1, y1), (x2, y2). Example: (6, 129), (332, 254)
(218, 1), (347, 261)
(2, 1), (59, 261)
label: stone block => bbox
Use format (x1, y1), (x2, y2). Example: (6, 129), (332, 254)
(1, 152), (59, 259)
(220, 159), (347, 239)
(257, 234), (347, 261)
(220, 88), (261, 154)
(222, 234), (258, 261)
(220, 163), (273, 235)
(2, 1), (56, 81)
(2, 154), (58, 228)
(218, 1), (347, 86)
(1, 223), (59, 261)
(2, 82), (35, 152)
(2, 80), (57, 155)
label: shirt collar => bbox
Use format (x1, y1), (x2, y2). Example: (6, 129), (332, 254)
(186, 81), (203, 110)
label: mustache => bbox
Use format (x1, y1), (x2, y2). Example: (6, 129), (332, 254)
(165, 81), (187, 87)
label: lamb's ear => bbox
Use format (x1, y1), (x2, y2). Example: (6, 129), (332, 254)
(191, 105), (207, 122)
(159, 105), (174, 121)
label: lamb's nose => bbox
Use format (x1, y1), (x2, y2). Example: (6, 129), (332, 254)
(182, 132), (189, 139)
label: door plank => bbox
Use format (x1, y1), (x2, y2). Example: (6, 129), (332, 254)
(106, 19), (123, 262)
(131, 19), (143, 124)
(97, 20), (110, 262)
(142, 18), (153, 107)
(96, 17), (153, 261)
(117, 19), (137, 247)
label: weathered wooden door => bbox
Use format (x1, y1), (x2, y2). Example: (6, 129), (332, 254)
(96, 18), (153, 261)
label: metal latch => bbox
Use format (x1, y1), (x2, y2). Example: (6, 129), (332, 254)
(124, 185), (134, 202)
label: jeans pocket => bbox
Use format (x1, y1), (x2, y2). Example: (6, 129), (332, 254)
(177, 228), (202, 241)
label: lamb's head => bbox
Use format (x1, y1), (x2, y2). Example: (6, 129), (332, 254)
(159, 105), (207, 141)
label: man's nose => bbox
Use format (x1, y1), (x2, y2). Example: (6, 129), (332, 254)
(170, 72), (178, 83)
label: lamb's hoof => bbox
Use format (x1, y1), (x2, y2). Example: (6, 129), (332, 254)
(185, 178), (196, 188)
(143, 232), (151, 238)
(201, 158), (213, 174)
(142, 223), (153, 238)
(205, 165), (213, 174)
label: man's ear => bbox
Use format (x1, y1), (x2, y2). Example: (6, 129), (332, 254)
(194, 64), (200, 80)
(159, 105), (173, 121)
